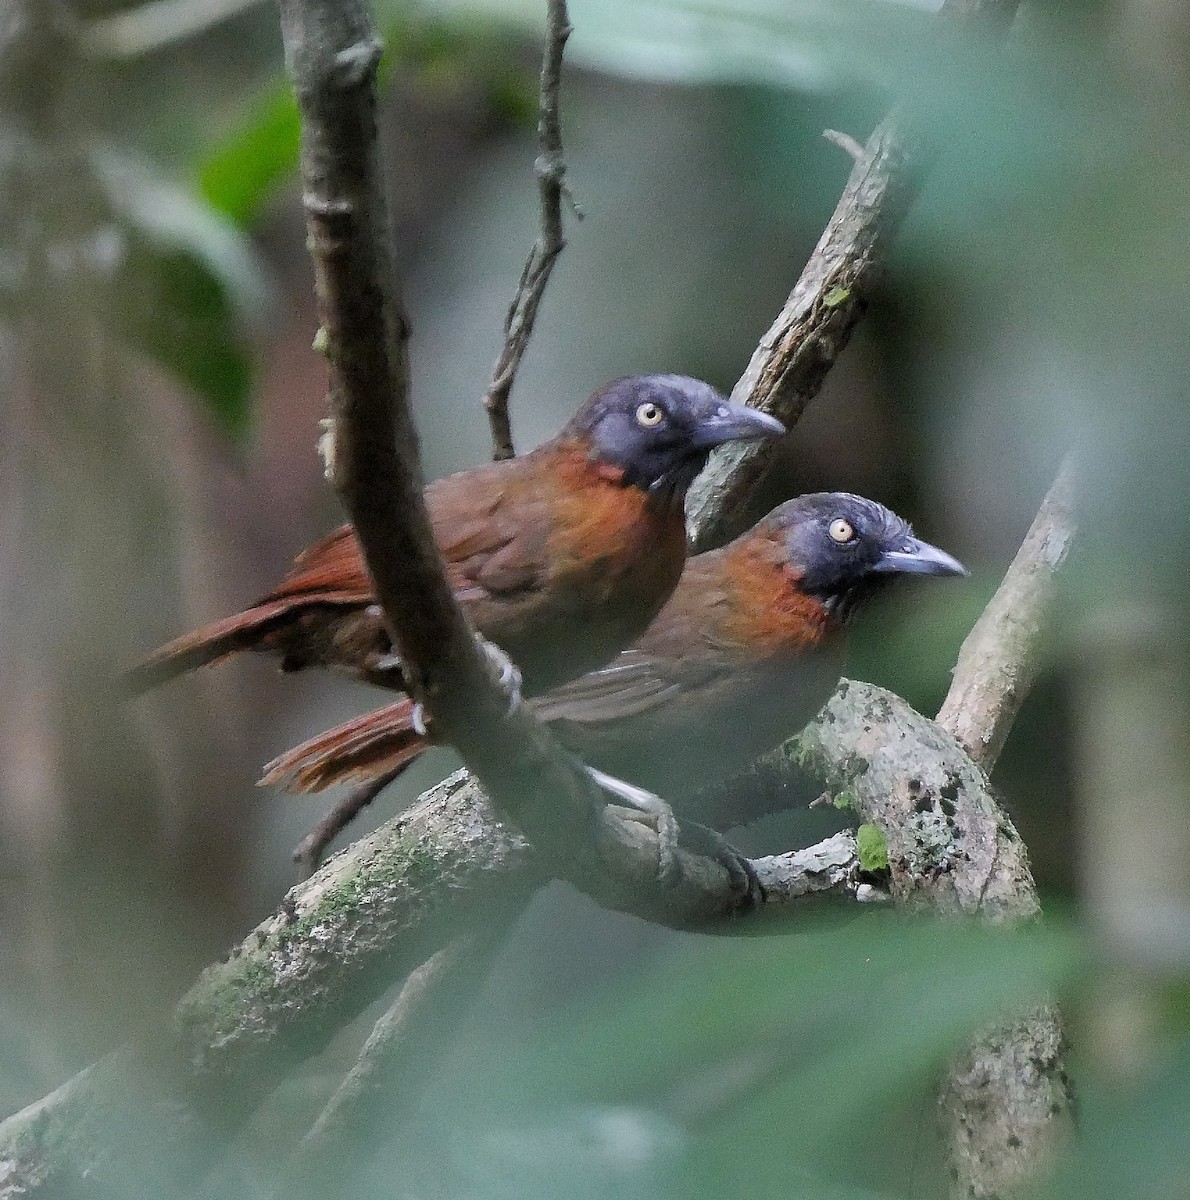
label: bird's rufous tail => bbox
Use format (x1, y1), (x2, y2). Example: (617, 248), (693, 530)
(260, 699), (429, 793)
(122, 601), (307, 696)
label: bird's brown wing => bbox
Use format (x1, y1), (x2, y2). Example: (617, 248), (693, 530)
(413, 458), (555, 603)
(258, 460), (555, 614)
(530, 651), (683, 723)
(124, 527), (376, 694)
(529, 550), (740, 725)
(261, 525), (374, 605)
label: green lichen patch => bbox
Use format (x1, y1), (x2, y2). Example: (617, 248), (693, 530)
(832, 788), (859, 812)
(856, 823), (890, 872)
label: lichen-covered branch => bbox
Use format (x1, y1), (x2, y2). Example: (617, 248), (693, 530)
(792, 681), (1073, 1197)
(790, 461), (1079, 1200)
(482, 0), (573, 460)
(936, 457), (1076, 769)
(0, 770), (863, 1197)
(0, 772), (540, 1198)
(794, 682), (1038, 921)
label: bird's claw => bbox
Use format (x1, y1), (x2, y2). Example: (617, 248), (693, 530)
(583, 765), (680, 886)
(677, 822), (766, 909)
(477, 636), (523, 716)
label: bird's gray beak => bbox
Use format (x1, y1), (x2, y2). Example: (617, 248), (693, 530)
(691, 402), (785, 449)
(872, 536), (969, 577)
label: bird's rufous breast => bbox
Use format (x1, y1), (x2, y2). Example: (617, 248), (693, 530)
(542, 441), (688, 610)
(716, 533), (838, 656)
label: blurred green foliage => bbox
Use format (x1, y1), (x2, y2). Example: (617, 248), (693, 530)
(198, 10), (533, 223)
(199, 79), (302, 226)
(302, 911), (1081, 1200)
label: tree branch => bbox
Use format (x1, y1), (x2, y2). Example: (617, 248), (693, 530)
(482, 0), (573, 460)
(687, 0), (1022, 551)
(791, 459), (1078, 1199)
(936, 456), (1076, 769)
(291, 769), (396, 877)
(0, 773), (863, 1197)
(685, 111), (922, 550)
(0, 772), (540, 1197)
(0, 0), (1060, 1192)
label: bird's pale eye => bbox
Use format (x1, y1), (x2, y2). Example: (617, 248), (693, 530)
(635, 401), (665, 427)
(829, 517), (855, 543)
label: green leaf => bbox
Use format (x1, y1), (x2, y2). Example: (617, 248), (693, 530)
(119, 240), (253, 439)
(93, 147), (274, 322)
(195, 10), (531, 228)
(1043, 1045), (1190, 1200)
(198, 80), (302, 225)
(429, 915), (1082, 1199)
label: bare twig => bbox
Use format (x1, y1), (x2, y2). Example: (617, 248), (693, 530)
(482, 0), (573, 460)
(291, 767), (402, 877)
(822, 128), (865, 161)
(936, 457), (1077, 769)
(687, 0), (1023, 551)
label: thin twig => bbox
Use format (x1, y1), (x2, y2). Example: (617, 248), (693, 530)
(291, 767), (402, 877)
(822, 128), (865, 161)
(936, 457), (1077, 770)
(482, 0), (573, 460)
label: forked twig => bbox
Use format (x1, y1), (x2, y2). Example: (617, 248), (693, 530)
(482, 0), (575, 460)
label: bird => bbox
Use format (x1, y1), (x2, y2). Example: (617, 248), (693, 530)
(261, 492), (968, 830)
(125, 375), (784, 699)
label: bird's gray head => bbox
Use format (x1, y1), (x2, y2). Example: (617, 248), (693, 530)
(769, 492), (968, 622)
(566, 375), (785, 503)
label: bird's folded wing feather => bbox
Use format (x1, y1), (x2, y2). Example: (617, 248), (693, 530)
(532, 636), (730, 725)
(258, 464), (554, 610)
(260, 525), (374, 605)
(426, 465), (553, 603)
